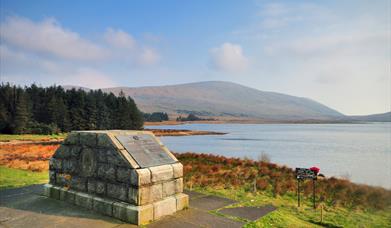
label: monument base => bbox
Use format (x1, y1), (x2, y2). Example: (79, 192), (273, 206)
(43, 184), (189, 225)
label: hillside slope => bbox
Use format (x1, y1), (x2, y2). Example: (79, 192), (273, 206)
(349, 112), (391, 122)
(100, 81), (343, 120)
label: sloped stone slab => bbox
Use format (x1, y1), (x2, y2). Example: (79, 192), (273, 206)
(190, 195), (236, 211)
(219, 205), (276, 221)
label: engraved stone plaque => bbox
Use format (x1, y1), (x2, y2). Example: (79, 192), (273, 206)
(115, 134), (176, 168)
(80, 148), (97, 177)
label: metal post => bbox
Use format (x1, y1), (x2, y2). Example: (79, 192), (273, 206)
(297, 178), (300, 207)
(253, 179), (257, 193)
(313, 178), (316, 209)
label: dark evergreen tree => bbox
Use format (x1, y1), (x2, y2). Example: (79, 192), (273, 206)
(85, 92), (97, 130)
(95, 90), (110, 130)
(0, 84), (144, 134)
(143, 112), (169, 122)
(13, 91), (29, 134)
(127, 96), (144, 129)
(117, 91), (132, 129)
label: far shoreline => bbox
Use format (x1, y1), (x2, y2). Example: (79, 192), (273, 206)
(144, 119), (386, 126)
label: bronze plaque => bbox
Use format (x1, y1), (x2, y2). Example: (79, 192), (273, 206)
(115, 134), (176, 168)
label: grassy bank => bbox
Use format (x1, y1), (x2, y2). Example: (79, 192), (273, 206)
(194, 187), (390, 227)
(0, 134), (66, 142)
(0, 166), (48, 189)
(177, 153), (391, 227)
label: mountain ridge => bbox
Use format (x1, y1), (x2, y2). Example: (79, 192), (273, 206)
(64, 81), (347, 121)
(65, 81), (345, 120)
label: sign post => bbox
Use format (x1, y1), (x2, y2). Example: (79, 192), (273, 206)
(297, 177), (300, 207)
(313, 178), (316, 209)
(296, 167), (319, 209)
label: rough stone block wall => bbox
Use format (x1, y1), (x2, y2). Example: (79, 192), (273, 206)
(49, 131), (185, 205)
(47, 130), (188, 225)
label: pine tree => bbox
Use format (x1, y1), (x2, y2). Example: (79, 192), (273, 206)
(47, 96), (58, 124)
(127, 96), (144, 129)
(117, 91), (131, 129)
(56, 97), (71, 131)
(85, 92), (97, 130)
(105, 93), (118, 129)
(13, 91), (30, 134)
(0, 100), (9, 132)
(96, 90), (110, 130)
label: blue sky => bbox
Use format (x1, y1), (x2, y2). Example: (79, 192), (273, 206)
(0, 0), (390, 115)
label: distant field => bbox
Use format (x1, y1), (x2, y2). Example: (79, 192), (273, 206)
(0, 134), (66, 142)
(0, 166), (48, 189)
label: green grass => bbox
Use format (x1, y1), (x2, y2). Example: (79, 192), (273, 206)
(192, 186), (391, 228)
(0, 165), (389, 227)
(0, 133), (66, 142)
(0, 166), (48, 189)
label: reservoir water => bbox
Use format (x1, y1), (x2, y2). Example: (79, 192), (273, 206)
(147, 123), (391, 189)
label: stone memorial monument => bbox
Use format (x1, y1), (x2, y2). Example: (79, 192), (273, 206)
(44, 130), (189, 225)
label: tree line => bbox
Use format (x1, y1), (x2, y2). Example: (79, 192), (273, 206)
(0, 83), (144, 134)
(143, 112), (169, 122)
(176, 113), (215, 121)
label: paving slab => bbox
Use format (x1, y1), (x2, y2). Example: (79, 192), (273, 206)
(149, 208), (244, 228)
(0, 185), (245, 228)
(219, 205), (277, 221)
(183, 189), (207, 199)
(147, 214), (199, 228)
(0, 185), (132, 228)
(190, 195), (237, 211)
(0, 184), (43, 201)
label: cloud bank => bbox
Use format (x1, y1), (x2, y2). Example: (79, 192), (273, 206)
(0, 15), (161, 88)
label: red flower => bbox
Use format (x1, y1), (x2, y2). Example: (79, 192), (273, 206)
(310, 166), (320, 175)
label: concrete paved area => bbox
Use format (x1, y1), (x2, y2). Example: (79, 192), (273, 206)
(0, 185), (274, 227)
(0, 185), (243, 227)
(219, 205), (276, 221)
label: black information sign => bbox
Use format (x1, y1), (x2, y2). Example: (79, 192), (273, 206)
(116, 134), (176, 168)
(296, 168), (316, 180)
(295, 167), (318, 209)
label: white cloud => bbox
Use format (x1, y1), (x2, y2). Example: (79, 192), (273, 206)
(210, 42), (249, 73)
(65, 68), (117, 89)
(0, 16), (161, 66)
(0, 15), (162, 89)
(138, 47), (160, 65)
(258, 3), (329, 29)
(260, 3), (290, 17)
(0, 16), (107, 61)
(104, 28), (160, 66)
(105, 28), (136, 50)
(0, 44), (61, 73)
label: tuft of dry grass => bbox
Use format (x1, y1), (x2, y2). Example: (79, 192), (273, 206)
(175, 152), (391, 210)
(0, 144), (59, 172)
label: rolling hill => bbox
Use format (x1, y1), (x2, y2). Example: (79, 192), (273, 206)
(93, 81), (345, 121)
(349, 112), (391, 122)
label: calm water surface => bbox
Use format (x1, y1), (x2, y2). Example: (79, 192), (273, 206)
(147, 123), (391, 189)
